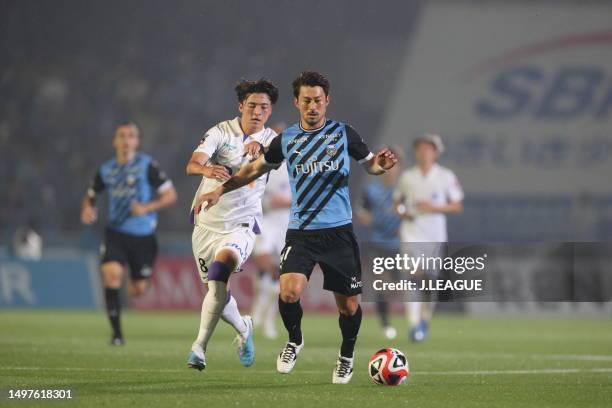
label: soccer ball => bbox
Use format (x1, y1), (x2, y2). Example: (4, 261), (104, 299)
(368, 348), (409, 385)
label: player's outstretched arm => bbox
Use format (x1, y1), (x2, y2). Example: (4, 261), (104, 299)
(195, 155), (273, 213)
(223, 155), (273, 191)
(362, 148), (398, 175)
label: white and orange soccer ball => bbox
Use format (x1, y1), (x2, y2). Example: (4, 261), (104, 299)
(368, 348), (409, 385)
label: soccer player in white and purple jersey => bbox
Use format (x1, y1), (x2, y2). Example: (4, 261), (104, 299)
(185, 80), (279, 371)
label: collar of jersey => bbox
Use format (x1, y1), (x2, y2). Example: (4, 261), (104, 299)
(246, 126), (268, 141)
(231, 116), (267, 142)
(299, 119), (330, 133)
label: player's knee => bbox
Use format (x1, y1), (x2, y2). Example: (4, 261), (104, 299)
(213, 250), (239, 273)
(129, 280), (149, 296)
(103, 275), (121, 288)
(338, 298), (359, 316)
(280, 287), (301, 303)
(101, 263), (123, 288)
(280, 279), (304, 302)
(279, 273), (306, 302)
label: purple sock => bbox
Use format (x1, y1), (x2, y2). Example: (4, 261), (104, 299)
(208, 261), (231, 283)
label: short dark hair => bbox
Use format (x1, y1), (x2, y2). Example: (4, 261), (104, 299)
(292, 71), (330, 98)
(115, 121), (139, 135)
(235, 79), (279, 104)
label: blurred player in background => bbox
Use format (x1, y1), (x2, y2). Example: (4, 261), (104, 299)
(80, 122), (178, 346)
(185, 80), (279, 371)
(195, 71), (397, 384)
(251, 122), (292, 339)
(12, 220), (43, 260)
(394, 133), (463, 342)
(355, 147), (403, 340)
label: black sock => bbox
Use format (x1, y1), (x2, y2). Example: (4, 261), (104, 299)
(339, 305), (362, 358)
(376, 300), (389, 327)
(278, 297), (303, 345)
(104, 288), (122, 338)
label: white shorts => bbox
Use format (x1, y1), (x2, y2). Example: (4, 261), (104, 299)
(192, 225), (256, 283)
(252, 214), (288, 257)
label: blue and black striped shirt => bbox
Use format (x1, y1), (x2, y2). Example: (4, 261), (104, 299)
(89, 153), (170, 236)
(263, 119), (372, 230)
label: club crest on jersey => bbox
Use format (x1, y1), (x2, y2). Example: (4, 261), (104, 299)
(126, 174), (137, 186)
(325, 144), (337, 157)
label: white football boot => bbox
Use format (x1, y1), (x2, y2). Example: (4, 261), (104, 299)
(332, 354), (354, 384)
(276, 339), (304, 374)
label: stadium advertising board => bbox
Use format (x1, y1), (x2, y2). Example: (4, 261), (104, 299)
(379, 2), (612, 195)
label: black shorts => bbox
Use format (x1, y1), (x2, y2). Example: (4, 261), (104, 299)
(280, 224), (362, 296)
(101, 228), (158, 280)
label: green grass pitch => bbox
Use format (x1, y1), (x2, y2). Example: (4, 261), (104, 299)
(1, 310), (611, 407)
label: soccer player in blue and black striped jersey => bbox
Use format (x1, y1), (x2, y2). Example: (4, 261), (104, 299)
(80, 122), (177, 345)
(194, 72), (397, 383)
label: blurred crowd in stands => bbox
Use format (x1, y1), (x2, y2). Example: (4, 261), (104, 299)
(0, 0), (416, 242)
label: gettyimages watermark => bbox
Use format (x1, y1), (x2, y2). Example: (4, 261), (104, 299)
(360, 242), (612, 302)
